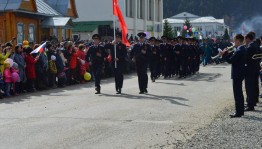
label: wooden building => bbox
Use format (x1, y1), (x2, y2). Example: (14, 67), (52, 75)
(0, 0), (78, 44)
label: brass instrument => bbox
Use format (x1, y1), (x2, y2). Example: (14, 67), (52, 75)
(211, 46), (235, 60)
(252, 54), (262, 59)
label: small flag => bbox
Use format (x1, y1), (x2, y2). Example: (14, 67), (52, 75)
(113, 0), (130, 47)
(31, 42), (46, 54)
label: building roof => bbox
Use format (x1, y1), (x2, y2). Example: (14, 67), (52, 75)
(73, 21), (113, 32)
(166, 14), (225, 25)
(170, 12), (199, 20)
(41, 17), (73, 28)
(44, 0), (69, 16)
(0, 0), (22, 11)
(36, 0), (61, 16)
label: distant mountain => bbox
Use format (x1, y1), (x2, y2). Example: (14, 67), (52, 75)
(163, 0), (262, 34)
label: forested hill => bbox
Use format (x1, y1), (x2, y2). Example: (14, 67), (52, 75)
(163, 0), (262, 30)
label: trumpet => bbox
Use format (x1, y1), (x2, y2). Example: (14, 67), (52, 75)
(211, 46), (235, 60)
(252, 54), (262, 59)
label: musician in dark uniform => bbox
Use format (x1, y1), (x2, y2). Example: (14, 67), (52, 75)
(130, 32), (152, 94)
(221, 34), (246, 118)
(188, 38), (196, 75)
(174, 36), (184, 78)
(149, 37), (160, 82)
(194, 38), (202, 73)
(160, 36), (172, 79)
(86, 34), (108, 94)
(244, 32), (261, 111)
(111, 33), (127, 94)
(182, 38), (189, 78)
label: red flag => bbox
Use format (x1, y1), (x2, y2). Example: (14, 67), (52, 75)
(113, 0), (118, 15)
(113, 0), (130, 47)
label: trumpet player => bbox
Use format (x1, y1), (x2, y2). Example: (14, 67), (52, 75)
(219, 34), (246, 118)
(244, 32), (261, 111)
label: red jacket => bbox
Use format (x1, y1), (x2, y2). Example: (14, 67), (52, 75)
(69, 52), (78, 69)
(25, 54), (37, 79)
(77, 50), (85, 62)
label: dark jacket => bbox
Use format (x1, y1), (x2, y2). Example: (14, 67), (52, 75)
(245, 42), (261, 76)
(223, 45), (246, 79)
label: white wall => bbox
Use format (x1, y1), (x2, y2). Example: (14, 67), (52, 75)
(74, 0), (113, 22)
(74, 0), (163, 38)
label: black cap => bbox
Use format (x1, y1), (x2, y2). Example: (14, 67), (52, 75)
(92, 34), (101, 40)
(177, 36), (183, 40)
(137, 32), (146, 38)
(5, 42), (13, 47)
(116, 33), (122, 38)
(161, 35), (168, 39)
(149, 37), (156, 41)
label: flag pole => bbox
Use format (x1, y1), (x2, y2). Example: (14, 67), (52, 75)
(113, 11), (117, 68)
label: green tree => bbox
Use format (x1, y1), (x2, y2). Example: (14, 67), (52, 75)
(182, 19), (193, 37)
(223, 28), (230, 40)
(163, 19), (174, 38)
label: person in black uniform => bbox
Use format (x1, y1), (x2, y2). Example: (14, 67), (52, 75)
(149, 37), (160, 82)
(86, 34), (108, 94)
(244, 32), (261, 111)
(160, 36), (172, 79)
(111, 33), (127, 94)
(130, 32), (152, 94)
(182, 38), (189, 78)
(221, 34), (246, 118)
(174, 36), (184, 78)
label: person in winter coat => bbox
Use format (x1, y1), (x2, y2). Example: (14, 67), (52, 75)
(0, 43), (12, 74)
(24, 47), (39, 92)
(69, 47), (78, 84)
(49, 55), (57, 88)
(4, 60), (12, 97)
(56, 48), (66, 87)
(13, 45), (26, 93)
(77, 44), (86, 82)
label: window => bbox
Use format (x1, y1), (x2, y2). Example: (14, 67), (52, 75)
(53, 28), (58, 37)
(17, 23), (24, 44)
(157, 0), (161, 22)
(137, 0), (143, 19)
(148, 0), (153, 20)
(125, 0), (129, 16)
(174, 26), (182, 31)
(68, 1), (71, 8)
(62, 29), (66, 40)
(28, 24), (35, 42)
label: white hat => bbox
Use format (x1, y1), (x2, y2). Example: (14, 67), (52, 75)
(51, 55), (56, 61)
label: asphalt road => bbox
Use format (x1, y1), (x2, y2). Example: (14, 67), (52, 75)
(0, 64), (234, 149)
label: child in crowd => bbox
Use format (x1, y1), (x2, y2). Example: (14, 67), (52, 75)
(77, 44), (87, 83)
(56, 48), (66, 87)
(11, 62), (20, 95)
(49, 55), (57, 88)
(69, 47), (78, 84)
(0, 71), (4, 98)
(4, 59), (12, 97)
(24, 48), (39, 92)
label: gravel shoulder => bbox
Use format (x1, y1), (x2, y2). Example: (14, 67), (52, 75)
(176, 102), (262, 149)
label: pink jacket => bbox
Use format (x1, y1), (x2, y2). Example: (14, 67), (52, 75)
(4, 68), (12, 83)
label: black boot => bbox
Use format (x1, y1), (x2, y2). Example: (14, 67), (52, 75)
(116, 88), (121, 94)
(95, 88), (101, 94)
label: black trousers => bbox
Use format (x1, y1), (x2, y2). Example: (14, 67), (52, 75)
(233, 78), (245, 115)
(245, 74), (259, 108)
(136, 65), (148, 92)
(113, 63), (124, 91)
(150, 61), (158, 80)
(162, 60), (171, 77)
(93, 65), (103, 90)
